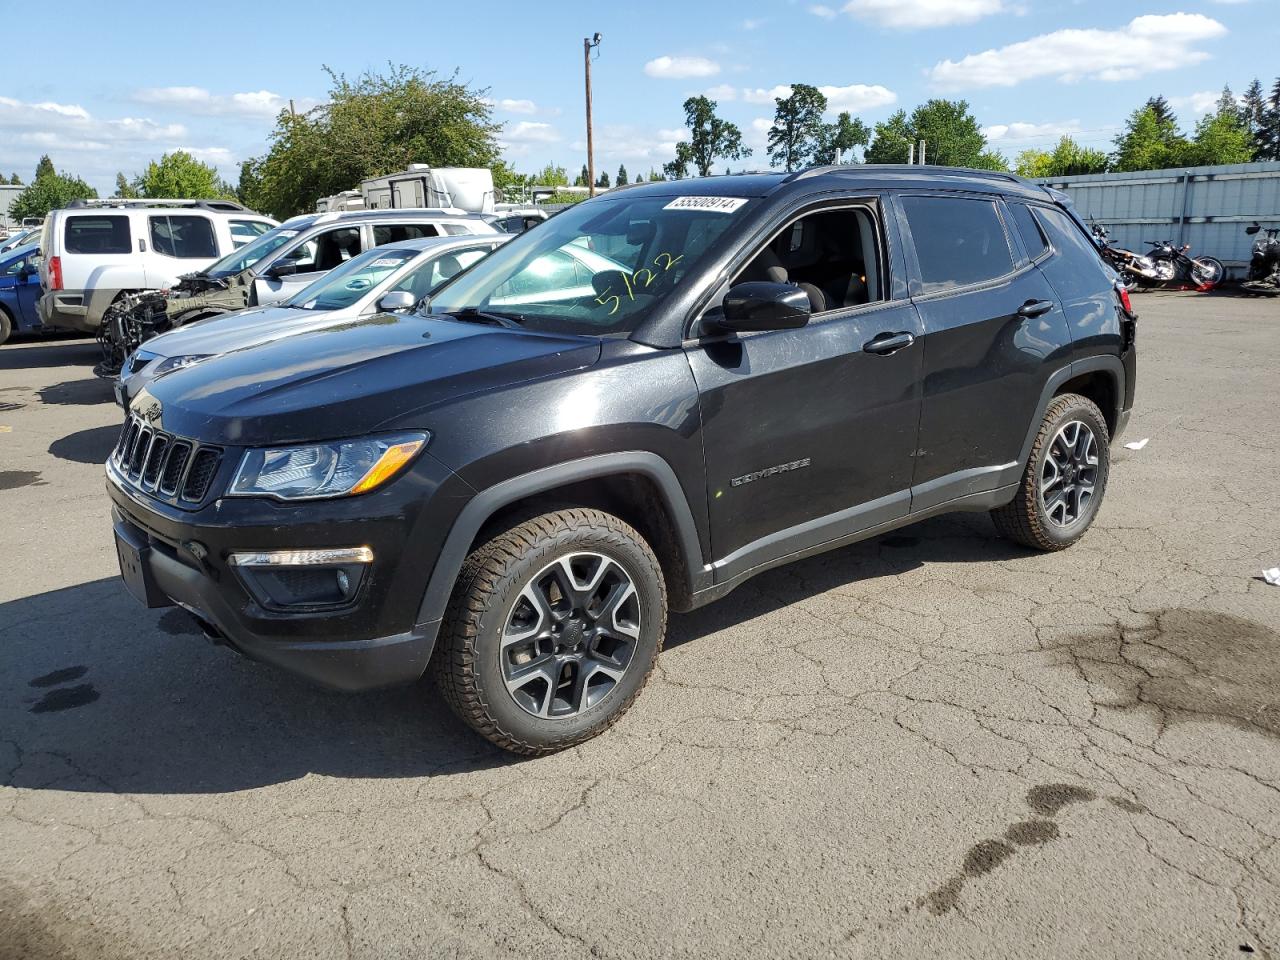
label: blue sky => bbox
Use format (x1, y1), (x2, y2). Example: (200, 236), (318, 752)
(1, 0), (1276, 194)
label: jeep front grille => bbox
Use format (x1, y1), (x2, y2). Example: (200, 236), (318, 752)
(113, 415), (223, 506)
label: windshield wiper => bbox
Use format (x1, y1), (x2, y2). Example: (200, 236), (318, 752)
(437, 307), (525, 329)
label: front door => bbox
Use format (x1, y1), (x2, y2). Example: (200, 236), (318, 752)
(686, 200), (923, 579)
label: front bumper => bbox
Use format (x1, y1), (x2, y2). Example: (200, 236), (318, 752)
(107, 449), (472, 691)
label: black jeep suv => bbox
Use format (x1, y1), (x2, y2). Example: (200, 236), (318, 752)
(108, 167), (1136, 754)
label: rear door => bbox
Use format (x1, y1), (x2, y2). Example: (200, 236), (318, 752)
(145, 214), (219, 286)
(895, 192), (1072, 510)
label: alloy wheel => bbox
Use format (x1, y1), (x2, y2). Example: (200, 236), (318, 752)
(501, 552), (641, 719)
(1039, 420), (1099, 527)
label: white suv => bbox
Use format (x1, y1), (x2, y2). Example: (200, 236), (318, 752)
(37, 200), (277, 333)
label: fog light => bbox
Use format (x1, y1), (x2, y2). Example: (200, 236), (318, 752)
(229, 547), (372, 610)
(336, 569), (351, 596)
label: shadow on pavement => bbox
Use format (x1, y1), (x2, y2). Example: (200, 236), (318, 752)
(1, 516), (1019, 795)
(48, 424), (120, 464)
(0, 340), (97, 371)
(36, 376), (115, 406)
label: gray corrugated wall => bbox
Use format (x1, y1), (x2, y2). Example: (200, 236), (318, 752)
(1034, 161), (1280, 276)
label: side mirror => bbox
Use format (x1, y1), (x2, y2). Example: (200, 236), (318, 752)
(1246, 222), (1261, 235)
(712, 281), (811, 333)
(267, 261), (298, 279)
(376, 291), (416, 313)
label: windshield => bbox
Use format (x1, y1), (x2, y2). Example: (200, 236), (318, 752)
(204, 224), (303, 278)
(428, 193), (754, 335)
(286, 246), (418, 311)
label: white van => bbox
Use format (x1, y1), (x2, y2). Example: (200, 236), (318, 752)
(37, 199), (276, 332)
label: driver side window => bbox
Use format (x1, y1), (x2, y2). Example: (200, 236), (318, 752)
(730, 205), (885, 316)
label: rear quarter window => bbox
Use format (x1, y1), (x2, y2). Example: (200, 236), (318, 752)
(900, 195), (1014, 293)
(1007, 202), (1050, 260)
(65, 216), (131, 255)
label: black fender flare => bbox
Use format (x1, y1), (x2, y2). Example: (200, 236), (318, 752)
(415, 452), (708, 626)
(1017, 355), (1126, 468)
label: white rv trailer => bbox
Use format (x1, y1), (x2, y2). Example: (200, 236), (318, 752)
(360, 165), (495, 214)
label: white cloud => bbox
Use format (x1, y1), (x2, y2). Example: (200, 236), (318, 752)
(1169, 90), (1222, 116)
(133, 86), (303, 118)
(569, 125), (683, 167)
(0, 96), (187, 143)
(644, 56), (721, 79)
(839, 0), (1007, 28)
(704, 84), (738, 102)
(742, 84), (896, 113)
(501, 121), (560, 144)
(982, 120), (1083, 142)
(820, 84), (898, 112)
(743, 85), (794, 105)
(809, 5), (838, 19)
(741, 17), (766, 29)
(929, 14), (1228, 90)
(747, 117), (773, 151)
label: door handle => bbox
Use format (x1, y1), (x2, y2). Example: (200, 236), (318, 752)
(1018, 299), (1054, 318)
(863, 331), (915, 355)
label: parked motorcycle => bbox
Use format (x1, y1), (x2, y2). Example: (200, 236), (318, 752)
(1089, 223), (1224, 292)
(1242, 221), (1280, 295)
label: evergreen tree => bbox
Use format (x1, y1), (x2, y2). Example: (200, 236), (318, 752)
(635, 173), (643, 183)
(113, 173), (139, 198)
(616, 164), (628, 187)
(34, 155), (55, 181)
(575, 164), (589, 187)
(1145, 96), (1177, 128)
(8, 173), (20, 185)
(596, 171), (611, 188)
(1242, 78), (1267, 140)
(1256, 77), (1280, 162)
(766, 83), (828, 172)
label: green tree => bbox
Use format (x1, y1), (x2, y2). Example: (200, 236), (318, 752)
(34, 155), (55, 181)
(8, 173), (19, 185)
(9, 173), (97, 222)
(648, 168), (664, 181)
(1145, 96), (1177, 127)
(816, 111), (870, 164)
(1015, 138), (1107, 178)
(1014, 149), (1052, 178)
(1186, 97), (1255, 166)
(132, 151), (233, 199)
(1241, 78), (1267, 147)
(596, 170), (611, 188)
(616, 164), (628, 187)
(574, 164), (589, 187)
(865, 100), (989, 167)
(635, 173), (643, 183)
(113, 172), (140, 198)
(664, 95), (750, 178)
(241, 63), (500, 219)
(766, 83), (828, 172)
(532, 163), (569, 187)
(1111, 104), (1191, 172)
(1255, 78), (1280, 162)
(864, 110), (915, 164)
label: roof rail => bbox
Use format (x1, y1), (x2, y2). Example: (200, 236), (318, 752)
(784, 164), (1023, 185)
(64, 198), (253, 213)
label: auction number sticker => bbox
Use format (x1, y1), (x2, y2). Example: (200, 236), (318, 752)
(662, 196), (748, 213)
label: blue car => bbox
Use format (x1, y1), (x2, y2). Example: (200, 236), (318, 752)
(0, 242), (43, 345)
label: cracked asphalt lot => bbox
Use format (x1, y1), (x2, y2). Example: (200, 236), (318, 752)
(2, 292), (1279, 959)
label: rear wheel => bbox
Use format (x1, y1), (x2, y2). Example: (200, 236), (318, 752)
(991, 393), (1110, 551)
(0, 307), (12, 346)
(433, 507), (667, 755)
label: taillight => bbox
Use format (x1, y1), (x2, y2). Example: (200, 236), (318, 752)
(48, 256), (62, 291)
(1116, 283), (1134, 317)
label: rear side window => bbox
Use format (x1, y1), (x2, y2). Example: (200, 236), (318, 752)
(64, 216), (131, 255)
(373, 223), (440, 245)
(230, 219), (273, 247)
(1007, 202), (1049, 260)
(150, 215), (217, 259)
(901, 196), (1014, 293)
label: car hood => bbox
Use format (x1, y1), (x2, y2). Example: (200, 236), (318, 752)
(142, 304), (348, 359)
(140, 313), (602, 446)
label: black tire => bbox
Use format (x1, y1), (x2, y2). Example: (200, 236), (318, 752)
(433, 507), (667, 755)
(0, 307), (12, 346)
(991, 393), (1110, 551)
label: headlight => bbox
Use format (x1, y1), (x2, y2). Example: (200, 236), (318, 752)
(228, 433), (428, 500)
(152, 354), (213, 377)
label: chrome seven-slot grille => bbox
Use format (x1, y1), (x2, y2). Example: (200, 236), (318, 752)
(113, 415), (223, 504)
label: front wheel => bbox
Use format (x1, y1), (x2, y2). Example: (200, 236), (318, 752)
(0, 308), (12, 346)
(433, 507), (667, 755)
(991, 393), (1110, 551)
(1190, 256), (1224, 289)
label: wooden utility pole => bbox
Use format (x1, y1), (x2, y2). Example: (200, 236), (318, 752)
(584, 33), (601, 197)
